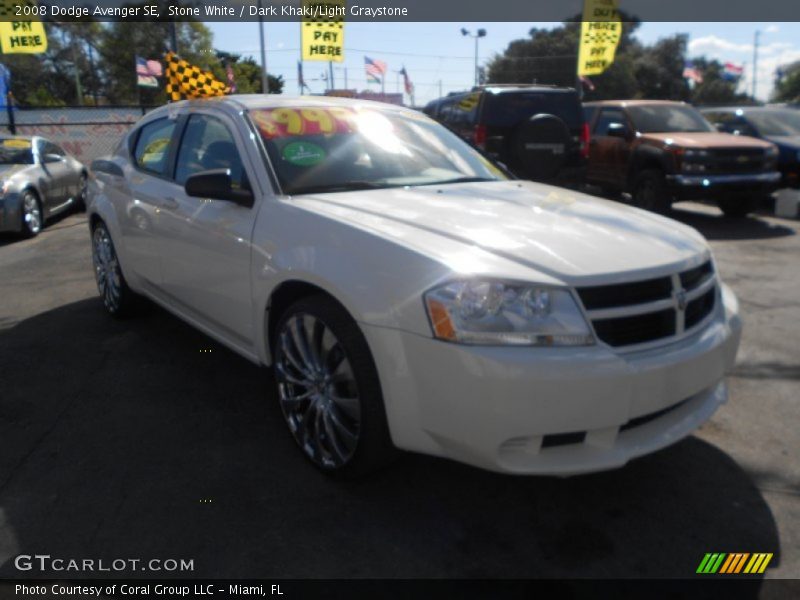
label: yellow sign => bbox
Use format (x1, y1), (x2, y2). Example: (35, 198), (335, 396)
(301, 0), (345, 63)
(0, 0), (48, 54)
(577, 0), (621, 77)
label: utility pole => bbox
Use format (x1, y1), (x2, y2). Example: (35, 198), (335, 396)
(257, 0), (268, 93)
(70, 34), (83, 105)
(438, 79), (442, 98)
(328, 61), (335, 90)
(752, 30), (760, 100)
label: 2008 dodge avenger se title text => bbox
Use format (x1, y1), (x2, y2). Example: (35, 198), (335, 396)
(86, 95), (741, 477)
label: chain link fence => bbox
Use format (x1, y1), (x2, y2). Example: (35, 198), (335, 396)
(0, 106), (156, 164)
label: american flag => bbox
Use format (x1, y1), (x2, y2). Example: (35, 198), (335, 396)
(399, 66), (414, 95)
(364, 56), (387, 83)
(722, 62), (744, 81)
(135, 56), (162, 88)
(682, 62), (703, 84)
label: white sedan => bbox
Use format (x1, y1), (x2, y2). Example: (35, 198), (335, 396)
(87, 95), (741, 476)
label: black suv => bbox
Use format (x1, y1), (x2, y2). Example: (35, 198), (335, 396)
(423, 85), (588, 183)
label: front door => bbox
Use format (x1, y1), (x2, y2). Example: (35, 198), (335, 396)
(587, 107), (631, 187)
(157, 113), (259, 348)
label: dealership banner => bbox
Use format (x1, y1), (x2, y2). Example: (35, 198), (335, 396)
(577, 0), (622, 77)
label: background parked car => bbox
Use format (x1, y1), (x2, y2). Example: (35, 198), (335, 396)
(0, 135), (87, 237)
(583, 100), (780, 217)
(423, 84), (588, 183)
(701, 106), (800, 189)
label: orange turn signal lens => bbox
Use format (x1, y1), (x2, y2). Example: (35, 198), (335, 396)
(426, 298), (457, 341)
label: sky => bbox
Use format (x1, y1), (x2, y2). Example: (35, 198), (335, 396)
(208, 21), (800, 105)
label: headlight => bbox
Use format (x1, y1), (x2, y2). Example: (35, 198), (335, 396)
(0, 180), (8, 194)
(424, 280), (595, 346)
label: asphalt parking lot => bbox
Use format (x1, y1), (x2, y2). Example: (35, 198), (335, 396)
(0, 203), (798, 585)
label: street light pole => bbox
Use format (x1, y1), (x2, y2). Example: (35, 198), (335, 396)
(752, 30), (760, 100)
(258, 0), (269, 93)
(461, 28), (487, 87)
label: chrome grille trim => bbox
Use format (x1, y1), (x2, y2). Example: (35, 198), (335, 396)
(576, 261), (718, 350)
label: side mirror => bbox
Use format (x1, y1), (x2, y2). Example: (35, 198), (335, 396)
(43, 153), (63, 163)
(185, 169), (253, 206)
(91, 159), (124, 178)
(606, 122), (629, 139)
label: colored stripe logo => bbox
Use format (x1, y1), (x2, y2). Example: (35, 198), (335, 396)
(697, 553), (773, 574)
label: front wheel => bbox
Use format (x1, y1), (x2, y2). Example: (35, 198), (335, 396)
(272, 295), (396, 477)
(20, 190), (43, 237)
(718, 196), (757, 218)
(91, 221), (140, 317)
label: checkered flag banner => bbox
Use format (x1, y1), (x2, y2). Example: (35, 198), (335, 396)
(0, 0), (37, 19)
(165, 52), (230, 102)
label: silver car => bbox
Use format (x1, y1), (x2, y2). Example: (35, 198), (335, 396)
(0, 136), (87, 237)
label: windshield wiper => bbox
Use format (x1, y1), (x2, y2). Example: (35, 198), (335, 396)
(416, 176), (497, 187)
(287, 181), (390, 195)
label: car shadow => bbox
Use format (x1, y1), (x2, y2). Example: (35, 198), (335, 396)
(0, 207), (85, 248)
(668, 204), (796, 241)
(0, 299), (781, 584)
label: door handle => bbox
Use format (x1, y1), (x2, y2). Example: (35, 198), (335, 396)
(160, 197), (179, 210)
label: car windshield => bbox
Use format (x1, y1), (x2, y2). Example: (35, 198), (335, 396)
(746, 110), (800, 136)
(627, 105), (715, 133)
(0, 138), (34, 165)
(249, 105), (507, 195)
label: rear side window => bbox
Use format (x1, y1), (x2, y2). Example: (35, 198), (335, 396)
(133, 119), (177, 176)
(438, 93), (481, 127)
(483, 92), (583, 130)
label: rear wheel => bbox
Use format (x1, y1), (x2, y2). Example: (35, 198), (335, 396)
(20, 190), (43, 237)
(718, 196), (757, 218)
(632, 169), (672, 214)
(272, 295), (396, 477)
(91, 221), (140, 317)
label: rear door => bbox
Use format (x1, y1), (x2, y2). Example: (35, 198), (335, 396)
(156, 111), (260, 347)
(122, 116), (181, 289)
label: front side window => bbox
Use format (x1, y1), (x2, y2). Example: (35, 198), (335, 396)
(594, 108), (627, 136)
(133, 119), (177, 176)
(249, 106), (507, 195)
(174, 114), (247, 188)
(627, 105), (715, 134)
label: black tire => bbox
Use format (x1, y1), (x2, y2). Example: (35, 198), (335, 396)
(272, 294), (396, 478)
(632, 169), (672, 214)
(20, 190), (43, 238)
(718, 196), (756, 218)
(75, 172), (88, 211)
(513, 113), (570, 181)
(90, 220), (141, 318)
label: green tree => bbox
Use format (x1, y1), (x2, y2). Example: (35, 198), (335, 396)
(214, 51), (284, 94)
(772, 61), (800, 103)
(96, 21), (218, 105)
(631, 35), (690, 101)
(688, 58), (753, 105)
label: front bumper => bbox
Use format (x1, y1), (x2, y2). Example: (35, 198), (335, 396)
(362, 284), (741, 475)
(0, 195), (23, 233)
(666, 171), (781, 199)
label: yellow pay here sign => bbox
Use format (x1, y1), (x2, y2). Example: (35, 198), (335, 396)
(301, 0), (345, 62)
(577, 0), (621, 76)
(0, 0), (48, 54)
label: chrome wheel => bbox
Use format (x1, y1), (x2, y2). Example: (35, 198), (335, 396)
(22, 193), (41, 235)
(92, 225), (122, 313)
(275, 313), (361, 469)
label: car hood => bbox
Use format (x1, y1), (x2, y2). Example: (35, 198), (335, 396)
(643, 132), (774, 150)
(0, 164), (31, 179)
(764, 135), (800, 149)
(290, 181), (709, 284)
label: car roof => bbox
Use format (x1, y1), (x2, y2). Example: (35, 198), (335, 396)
(151, 94), (413, 116)
(584, 100), (688, 108)
(700, 106), (786, 113)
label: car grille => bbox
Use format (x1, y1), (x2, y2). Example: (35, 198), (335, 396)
(705, 148), (768, 174)
(576, 260), (717, 349)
